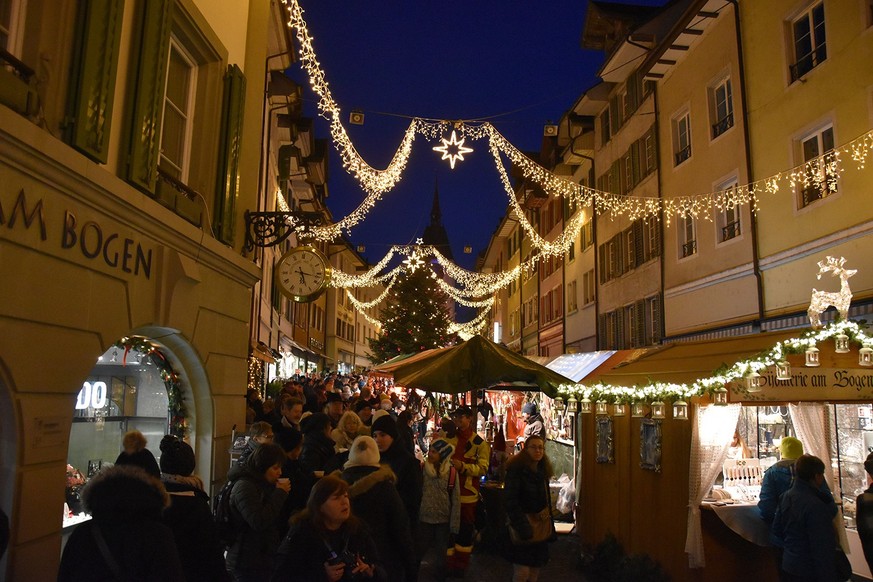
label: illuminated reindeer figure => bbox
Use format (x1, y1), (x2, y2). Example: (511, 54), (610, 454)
(808, 256), (856, 328)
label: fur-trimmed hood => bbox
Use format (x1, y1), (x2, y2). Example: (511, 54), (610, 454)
(82, 465), (169, 523)
(338, 464), (397, 497)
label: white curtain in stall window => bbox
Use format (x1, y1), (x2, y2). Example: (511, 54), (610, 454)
(789, 402), (848, 551)
(685, 403), (742, 568)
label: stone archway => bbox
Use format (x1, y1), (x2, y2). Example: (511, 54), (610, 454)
(132, 326), (214, 484)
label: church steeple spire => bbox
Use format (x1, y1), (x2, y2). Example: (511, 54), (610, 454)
(430, 176), (442, 226)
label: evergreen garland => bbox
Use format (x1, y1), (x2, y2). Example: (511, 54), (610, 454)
(368, 267), (456, 363)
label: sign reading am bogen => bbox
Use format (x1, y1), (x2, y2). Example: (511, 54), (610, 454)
(729, 368), (873, 402)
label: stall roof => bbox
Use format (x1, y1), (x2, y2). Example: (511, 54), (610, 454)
(594, 330), (800, 387)
(370, 348), (442, 377)
(546, 351), (616, 382)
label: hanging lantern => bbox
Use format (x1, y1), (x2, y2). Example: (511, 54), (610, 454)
(673, 400), (689, 420)
(595, 400), (609, 415)
(631, 403), (647, 417)
(805, 346), (820, 367)
(566, 396), (578, 413)
(835, 333), (850, 353)
(651, 400), (666, 419)
(713, 387), (728, 405)
(776, 360), (791, 381)
(860, 346), (873, 367)
(553, 397), (565, 412)
(579, 397), (592, 414)
(746, 371), (762, 393)
(613, 403), (627, 416)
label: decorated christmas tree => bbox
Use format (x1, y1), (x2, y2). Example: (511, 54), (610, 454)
(368, 265), (455, 363)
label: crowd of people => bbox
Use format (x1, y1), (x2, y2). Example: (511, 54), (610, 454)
(58, 373), (558, 581)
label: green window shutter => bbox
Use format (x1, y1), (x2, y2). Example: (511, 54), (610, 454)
(66, 0), (124, 163)
(126, 0), (172, 194)
(214, 64), (246, 245)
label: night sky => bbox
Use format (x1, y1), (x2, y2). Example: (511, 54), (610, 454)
(288, 1), (663, 273)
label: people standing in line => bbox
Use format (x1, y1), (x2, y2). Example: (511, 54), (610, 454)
(276, 428), (311, 537)
(396, 410), (417, 455)
(272, 474), (383, 582)
(759, 437), (806, 524)
(504, 435), (554, 582)
(339, 436), (417, 582)
(114, 430), (161, 478)
(354, 400), (374, 431)
(300, 413), (338, 476)
(274, 396), (305, 439)
(517, 402), (546, 448)
(771, 454), (841, 582)
(331, 410), (366, 453)
(58, 465), (184, 581)
(371, 414), (423, 529)
(444, 405), (491, 576)
(417, 438), (460, 580)
(856, 451), (873, 570)
(226, 442), (291, 582)
(159, 435), (230, 582)
(324, 392), (345, 430)
(246, 389), (267, 424)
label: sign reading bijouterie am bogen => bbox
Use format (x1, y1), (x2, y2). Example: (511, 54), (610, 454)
(729, 368), (873, 402)
(0, 188), (153, 279)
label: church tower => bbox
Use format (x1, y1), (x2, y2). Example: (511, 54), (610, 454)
(422, 177), (454, 261)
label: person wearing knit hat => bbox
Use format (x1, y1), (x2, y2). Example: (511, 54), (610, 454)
(158, 435), (230, 582)
(371, 408), (390, 424)
(324, 392), (344, 430)
(759, 436), (834, 527)
(339, 437), (418, 581)
(299, 412), (337, 475)
(372, 413), (423, 532)
(779, 436), (804, 460)
(114, 430), (161, 478)
(519, 401), (546, 447)
(418, 438), (461, 577)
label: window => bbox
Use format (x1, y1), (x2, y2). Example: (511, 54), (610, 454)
(790, 2), (826, 82)
(710, 77), (734, 138)
(644, 130), (656, 175)
(673, 111), (692, 166)
(643, 216), (660, 261)
(601, 108), (611, 144)
(799, 126), (837, 207)
(624, 304), (637, 348)
(583, 269), (595, 305)
(679, 214), (697, 258)
(0, 0), (24, 54)
(567, 280), (578, 313)
(625, 228), (635, 269)
(581, 219), (593, 251)
(646, 295), (662, 345)
(568, 240), (575, 263)
(716, 178), (741, 242)
(158, 39), (197, 180)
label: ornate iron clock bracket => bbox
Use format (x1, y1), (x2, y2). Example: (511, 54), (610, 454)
(244, 210), (325, 251)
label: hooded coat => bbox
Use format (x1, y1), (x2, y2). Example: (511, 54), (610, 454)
(522, 413), (547, 443)
(226, 466), (288, 578)
(301, 429), (339, 474)
(379, 440), (423, 527)
(340, 465), (417, 581)
(58, 466), (184, 582)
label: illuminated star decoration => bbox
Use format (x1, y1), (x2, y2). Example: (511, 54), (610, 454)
(432, 130), (473, 169)
(403, 239), (427, 273)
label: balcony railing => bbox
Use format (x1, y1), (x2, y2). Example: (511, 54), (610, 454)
(721, 220), (741, 242)
(681, 239), (697, 258)
(790, 47), (826, 82)
(674, 145), (691, 166)
(712, 113), (734, 138)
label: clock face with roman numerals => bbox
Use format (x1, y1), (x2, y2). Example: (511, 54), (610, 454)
(275, 246), (331, 302)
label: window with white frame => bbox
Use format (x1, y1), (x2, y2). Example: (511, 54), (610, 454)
(673, 110), (692, 166)
(159, 38), (197, 181)
(0, 0), (25, 55)
(624, 303), (637, 348)
(679, 214), (697, 258)
(799, 125), (837, 208)
(716, 178), (741, 243)
(643, 215), (659, 260)
(625, 228), (635, 268)
(567, 280), (578, 313)
(790, 2), (826, 82)
(710, 77), (733, 139)
(583, 269), (595, 305)
(646, 295), (661, 345)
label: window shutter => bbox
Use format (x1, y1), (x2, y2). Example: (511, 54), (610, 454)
(214, 64), (246, 245)
(125, 0), (172, 194)
(651, 294), (662, 343)
(598, 313), (608, 348)
(631, 141), (641, 187)
(653, 218), (662, 257)
(635, 299), (646, 347)
(66, 0), (124, 163)
(633, 220), (644, 267)
(615, 309), (625, 348)
(599, 244), (607, 284)
(616, 233), (626, 275)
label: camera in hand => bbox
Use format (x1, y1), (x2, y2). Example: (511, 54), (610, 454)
(327, 550), (357, 569)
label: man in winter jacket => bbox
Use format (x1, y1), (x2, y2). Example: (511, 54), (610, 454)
(519, 402), (546, 447)
(771, 454), (840, 581)
(445, 405), (490, 576)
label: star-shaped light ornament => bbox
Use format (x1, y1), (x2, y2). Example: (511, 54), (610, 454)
(403, 240), (427, 273)
(433, 130), (473, 169)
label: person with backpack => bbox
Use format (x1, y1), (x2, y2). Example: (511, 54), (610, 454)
(417, 438), (460, 580)
(225, 442), (290, 581)
(159, 435), (230, 582)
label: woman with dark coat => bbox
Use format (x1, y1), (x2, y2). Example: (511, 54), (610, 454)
(503, 434), (554, 582)
(371, 415), (423, 528)
(340, 436), (417, 582)
(159, 435), (230, 582)
(226, 442), (291, 581)
(301, 413), (340, 475)
(114, 430), (161, 478)
(58, 465), (184, 581)
(272, 475), (383, 581)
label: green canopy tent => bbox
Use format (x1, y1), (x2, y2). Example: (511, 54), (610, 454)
(384, 335), (573, 397)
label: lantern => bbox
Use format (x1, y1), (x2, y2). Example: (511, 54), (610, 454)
(805, 346), (820, 367)
(651, 400), (666, 419)
(579, 397), (592, 414)
(553, 397), (565, 412)
(595, 400), (609, 415)
(776, 360), (791, 381)
(746, 371), (762, 393)
(613, 403), (627, 416)
(860, 346), (873, 367)
(713, 386), (728, 405)
(631, 403), (647, 417)
(835, 333), (850, 354)
(673, 400), (689, 420)
(566, 396), (578, 413)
